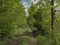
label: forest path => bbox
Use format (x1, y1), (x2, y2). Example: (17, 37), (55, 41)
(10, 29), (38, 45)
(29, 37), (38, 45)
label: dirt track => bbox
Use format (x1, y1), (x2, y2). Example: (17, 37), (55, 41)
(10, 30), (38, 45)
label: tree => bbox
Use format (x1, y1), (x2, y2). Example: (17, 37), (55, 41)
(0, 0), (26, 40)
(27, 0), (60, 45)
(27, 2), (49, 37)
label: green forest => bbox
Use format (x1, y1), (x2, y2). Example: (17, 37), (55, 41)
(0, 0), (60, 45)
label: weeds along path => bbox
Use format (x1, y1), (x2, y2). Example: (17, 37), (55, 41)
(10, 29), (38, 45)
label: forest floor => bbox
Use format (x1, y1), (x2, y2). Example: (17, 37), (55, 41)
(10, 29), (38, 45)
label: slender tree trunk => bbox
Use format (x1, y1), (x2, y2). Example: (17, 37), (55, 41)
(51, 0), (56, 45)
(51, 0), (54, 30)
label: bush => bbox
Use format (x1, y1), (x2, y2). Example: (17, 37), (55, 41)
(0, 0), (26, 40)
(36, 35), (52, 45)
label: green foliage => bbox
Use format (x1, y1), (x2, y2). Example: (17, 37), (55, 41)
(0, 0), (60, 45)
(27, 2), (49, 37)
(0, 0), (26, 40)
(18, 36), (30, 45)
(36, 35), (52, 45)
(27, 0), (60, 45)
(0, 38), (13, 45)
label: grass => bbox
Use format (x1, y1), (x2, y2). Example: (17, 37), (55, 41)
(0, 38), (14, 45)
(18, 36), (31, 45)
